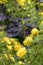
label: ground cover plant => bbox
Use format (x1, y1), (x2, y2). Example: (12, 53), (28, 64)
(0, 0), (43, 65)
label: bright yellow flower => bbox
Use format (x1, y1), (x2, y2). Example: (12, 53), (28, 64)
(16, 0), (25, 6)
(14, 44), (22, 51)
(0, 0), (8, 4)
(6, 45), (13, 50)
(19, 61), (24, 64)
(23, 36), (33, 46)
(3, 37), (11, 44)
(16, 47), (27, 58)
(16, 0), (32, 7)
(31, 28), (39, 36)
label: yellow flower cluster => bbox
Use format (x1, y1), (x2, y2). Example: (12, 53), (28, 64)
(3, 37), (27, 58)
(16, 0), (25, 6)
(4, 54), (15, 62)
(16, 0), (31, 7)
(3, 37), (22, 51)
(23, 28), (39, 46)
(3, 27), (39, 58)
(16, 47), (27, 58)
(0, 0), (8, 4)
(3, 37), (18, 45)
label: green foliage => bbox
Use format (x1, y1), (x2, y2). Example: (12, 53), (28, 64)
(27, 43), (43, 65)
(0, 0), (43, 65)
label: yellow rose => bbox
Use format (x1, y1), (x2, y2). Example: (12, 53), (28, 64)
(16, 47), (27, 58)
(16, 0), (25, 6)
(23, 36), (33, 46)
(31, 28), (39, 36)
(14, 44), (22, 51)
(3, 37), (11, 44)
(16, 0), (32, 7)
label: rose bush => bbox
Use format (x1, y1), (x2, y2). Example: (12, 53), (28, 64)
(0, 0), (43, 65)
